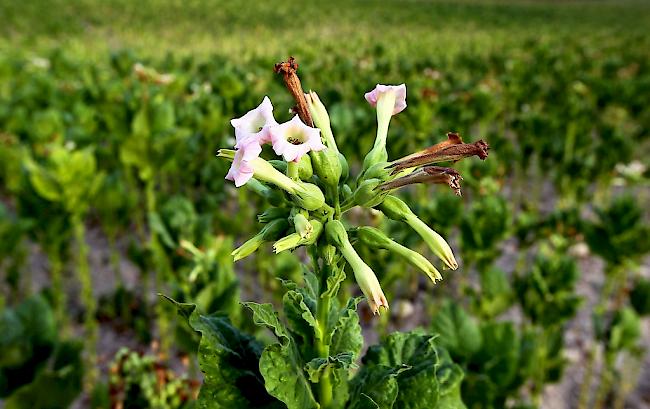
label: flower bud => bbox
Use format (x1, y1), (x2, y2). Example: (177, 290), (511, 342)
(353, 178), (388, 208)
(310, 147), (342, 190)
(338, 152), (349, 182)
(304, 91), (338, 153)
(273, 219), (323, 253)
(357, 226), (442, 283)
(298, 154), (313, 180)
(341, 184), (353, 202)
(363, 161), (391, 181)
(245, 178), (285, 206)
(379, 195), (458, 270)
(258, 207), (290, 224)
(293, 182), (326, 211)
(292, 213), (312, 239)
(325, 220), (389, 314)
(231, 219), (288, 261)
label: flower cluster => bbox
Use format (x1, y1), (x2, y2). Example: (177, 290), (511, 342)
(219, 59), (488, 314)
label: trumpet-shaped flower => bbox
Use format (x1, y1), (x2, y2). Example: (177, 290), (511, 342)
(224, 139), (262, 187)
(230, 96), (278, 147)
(364, 84), (407, 115)
(270, 115), (325, 162)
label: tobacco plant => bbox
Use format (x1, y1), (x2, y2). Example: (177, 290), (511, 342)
(170, 58), (489, 408)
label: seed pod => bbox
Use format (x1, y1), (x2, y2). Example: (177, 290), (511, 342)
(273, 219), (323, 253)
(292, 182), (326, 211)
(310, 148), (342, 190)
(353, 178), (388, 208)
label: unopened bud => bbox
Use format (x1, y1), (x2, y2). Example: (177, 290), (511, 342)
(273, 219), (323, 253)
(305, 91), (338, 153)
(292, 213), (312, 239)
(379, 195), (458, 270)
(232, 219), (289, 261)
(293, 182), (326, 211)
(325, 220), (389, 314)
(357, 226), (442, 282)
(353, 178), (388, 208)
(310, 147), (342, 190)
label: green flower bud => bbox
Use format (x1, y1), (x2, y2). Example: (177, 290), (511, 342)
(231, 219), (289, 261)
(292, 213), (312, 239)
(246, 178), (284, 206)
(292, 181), (326, 211)
(353, 178), (388, 208)
(363, 161), (390, 180)
(338, 152), (349, 182)
(258, 207), (290, 224)
(298, 154), (313, 180)
(310, 148), (342, 190)
(325, 220), (389, 314)
(273, 219), (323, 253)
(379, 195), (458, 270)
(357, 226), (442, 282)
(305, 91), (338, 153)
(341, 184), (353, 202)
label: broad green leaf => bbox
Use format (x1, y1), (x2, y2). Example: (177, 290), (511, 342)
(167, 297), (281, 409)
(283, 290), (320, 346)
(4, 340), (83, 409)
(330, 298), (363, 359)
(244, 302), (318, 409)
(431, 301), (482, 359)
(476, 322), (520, 390)
(304, 352), (356, 382)
(348, 364), (408, 409)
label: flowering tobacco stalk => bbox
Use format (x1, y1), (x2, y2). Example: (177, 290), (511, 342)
(213, 57), (489, 408)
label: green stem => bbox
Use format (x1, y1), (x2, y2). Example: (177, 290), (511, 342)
(314, 251), (335, 408)
(48, 246), (68, 331)
(73, 214), (98, 391)
(577, 347), (596, 409)
(146, 179), (172, 357)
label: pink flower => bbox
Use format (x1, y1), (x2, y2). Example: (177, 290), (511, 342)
(225, 138), (262, 187)
(230, 96), (278, 148)
(364, 84), (407, 115)
(269, 116), (325, 162)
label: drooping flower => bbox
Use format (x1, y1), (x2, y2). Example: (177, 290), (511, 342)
(364, 84), (407, 115)
(269, 115), (325, 162)
(325, 220), (389, 314)
(224, 138), (262, 187)
(230, 96), (278, 147)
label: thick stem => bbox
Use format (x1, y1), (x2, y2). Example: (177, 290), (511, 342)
(73, 214), (98, 391)
(314, 251), (335, 408)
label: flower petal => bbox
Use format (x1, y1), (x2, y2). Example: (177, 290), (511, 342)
(364, 84), (407, 115)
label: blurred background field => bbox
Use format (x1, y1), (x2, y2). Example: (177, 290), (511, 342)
(0, 1), (649, 408)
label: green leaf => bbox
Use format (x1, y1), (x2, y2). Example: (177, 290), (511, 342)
(4, 340), (83, 409)
(330, 298), (363, 359)
(166, 297), (281, 409)
(148, 211), (176, 248)
(431, 301), (482, 359)
(348, 364), (408, 409)
(283, 290), (320, 345)
(478, 267), (513, 318)
(244, 302), (318, 409)
(475, 322), (520, 390)
(304, 352), (356, 382)
(359, 331), (466, 409)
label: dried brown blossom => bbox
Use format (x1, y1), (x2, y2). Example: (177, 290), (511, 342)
(379, 166), (463, 196)
(274, 57), (313, 126)
(389, 132), (489, 174)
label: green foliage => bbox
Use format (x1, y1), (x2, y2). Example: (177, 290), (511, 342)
(168, 298), (282, 409)
(351, 331), (465, 409)
(107, 348), (199, 409)
(0, 295), (83, 407)
(514, 255), (582, 326)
